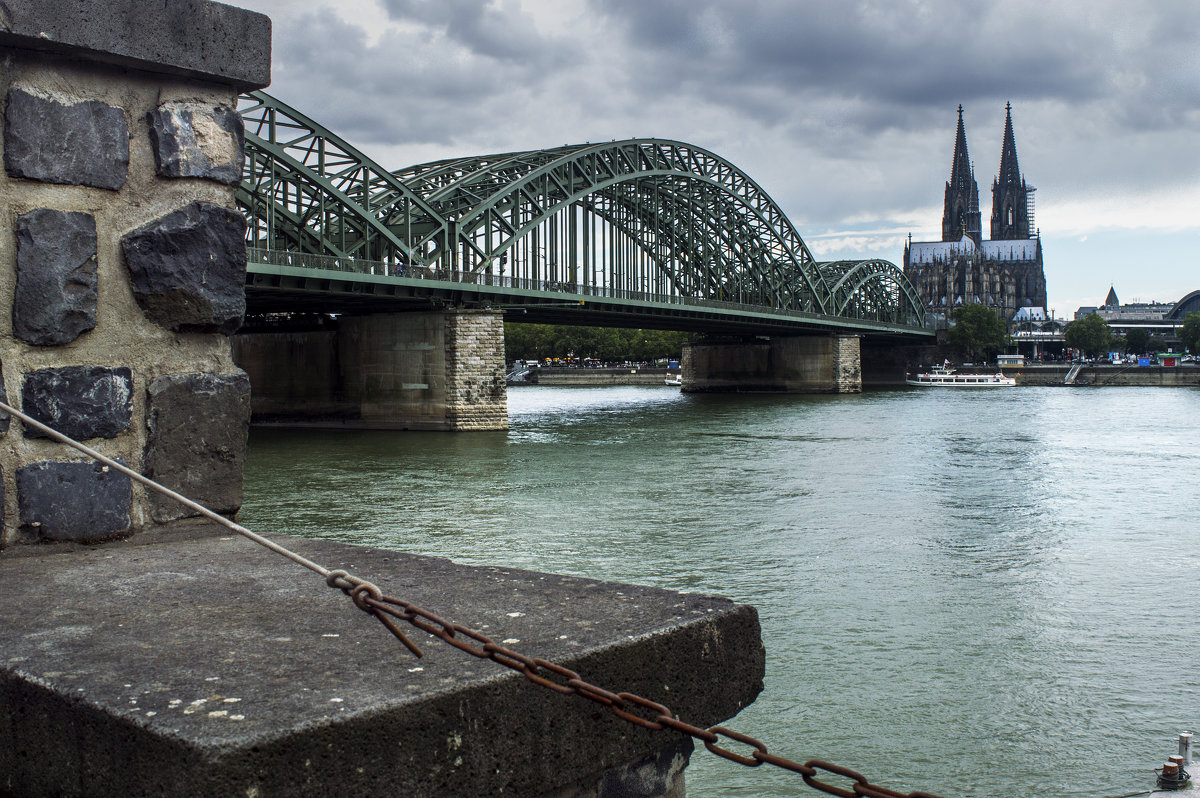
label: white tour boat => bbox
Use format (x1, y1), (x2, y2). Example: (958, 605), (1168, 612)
(906, 361), (1016, 388)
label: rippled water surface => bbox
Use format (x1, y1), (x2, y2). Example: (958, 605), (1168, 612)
(242, 386), (1200, 797)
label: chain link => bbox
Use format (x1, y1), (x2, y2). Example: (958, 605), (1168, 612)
(340, 586), (945, 798)
(0, 395), (944, 796)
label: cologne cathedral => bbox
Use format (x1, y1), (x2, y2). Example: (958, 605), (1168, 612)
(903, 104), (1047, 321)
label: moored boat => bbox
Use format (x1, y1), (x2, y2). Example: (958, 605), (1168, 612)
(906, 361), (1015, 387)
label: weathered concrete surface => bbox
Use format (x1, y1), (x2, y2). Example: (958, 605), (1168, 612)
(0, 531), (765, 797)
(0, 0), (271, 89)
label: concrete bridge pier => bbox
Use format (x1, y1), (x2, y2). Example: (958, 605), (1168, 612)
(234, 309), (509, 431)
(681, 334), (862, 393)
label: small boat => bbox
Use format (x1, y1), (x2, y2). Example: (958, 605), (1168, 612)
(906, 361), (1015, 387)
(664, 374), (682, 386)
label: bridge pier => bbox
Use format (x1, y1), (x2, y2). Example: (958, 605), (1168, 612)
(233, 309), (509, 431)
(682, 334), (862, 393)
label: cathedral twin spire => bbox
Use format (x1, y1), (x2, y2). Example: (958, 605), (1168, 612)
(942, 103), (1032, 244)
(942, 105), (982, 244)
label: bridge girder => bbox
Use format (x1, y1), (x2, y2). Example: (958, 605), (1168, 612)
(237, 91), (926, 329)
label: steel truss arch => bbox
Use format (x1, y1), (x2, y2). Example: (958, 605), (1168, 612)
(818, 260), (927, 325)
(238, 91), (449, 266)
(431, 139), (829, 313)
(238, 91), (925, 328)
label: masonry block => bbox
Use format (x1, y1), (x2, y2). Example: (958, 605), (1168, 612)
(144, 372), (250, 521)
(0, 360), (9, 436)
(13, 208), (98, 346)
(21, 366), (133, 440)
(147, 102), (244, 184)
(3, 88), (129, 190)
(120, 201), (247, 334)
(16, 460), (132, 542)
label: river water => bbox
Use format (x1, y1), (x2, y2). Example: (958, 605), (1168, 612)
(241, 385), (1200, 797)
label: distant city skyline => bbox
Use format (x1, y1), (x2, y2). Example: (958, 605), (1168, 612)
(229, 0), (1199, 318)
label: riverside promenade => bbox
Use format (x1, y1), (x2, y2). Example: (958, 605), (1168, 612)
(1014, 363), (1199, 387)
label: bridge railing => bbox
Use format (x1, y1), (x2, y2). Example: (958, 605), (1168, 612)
(248, 248), (932, 330)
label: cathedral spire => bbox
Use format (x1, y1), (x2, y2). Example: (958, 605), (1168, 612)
(991, 102), (1032, 240)
(997, 102), (1021, 187)
(942, 105), (982, 244)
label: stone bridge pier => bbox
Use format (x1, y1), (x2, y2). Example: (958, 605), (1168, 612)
(233, 309), (509, 431)
(682, 334), (862, 393)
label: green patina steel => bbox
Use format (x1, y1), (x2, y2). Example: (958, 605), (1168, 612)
(238, 90), (929, 335)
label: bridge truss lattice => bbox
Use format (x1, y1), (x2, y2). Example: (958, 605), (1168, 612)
(238, 90), (925, 328)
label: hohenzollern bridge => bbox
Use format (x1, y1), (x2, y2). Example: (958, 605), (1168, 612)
(233, 91), (934, 430)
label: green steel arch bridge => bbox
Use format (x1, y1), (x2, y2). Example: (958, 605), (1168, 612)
(238, 91), (931, 337)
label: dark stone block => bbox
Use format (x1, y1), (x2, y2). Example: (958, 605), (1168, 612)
(22, 366), (133, 441)
(4, 88), (129, 190)
(0, 360), (9, 435)
(13, 208), (98, 346)
(148, 102), (244, 184)
(144, 372), (250, 521)
(120, 202), (247, 334)
(16, 460), (132, 542)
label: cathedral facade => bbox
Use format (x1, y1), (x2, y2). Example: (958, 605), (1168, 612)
(903, 104), (1047, 322)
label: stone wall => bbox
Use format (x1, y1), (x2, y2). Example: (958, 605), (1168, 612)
(444, 310), (508, 430)
(233, 310), (509, 431)
(831, 335), (862, 393)
(683, 334), (863, 393)
(1016, 365), (1200, 387)
(0, 1), (269, 548)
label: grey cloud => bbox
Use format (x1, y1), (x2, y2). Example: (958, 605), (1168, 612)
(379, 0), (567, 64)
(582, 0), (1189, 134)
(270, 11), (557, 150)
(247, 0), (1198, 236)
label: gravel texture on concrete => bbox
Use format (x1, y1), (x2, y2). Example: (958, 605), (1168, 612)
(0, 529), (764, 797)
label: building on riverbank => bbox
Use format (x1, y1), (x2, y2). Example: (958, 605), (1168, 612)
(1074, 286), (1200, 343)
(903, 104), (1047, 323)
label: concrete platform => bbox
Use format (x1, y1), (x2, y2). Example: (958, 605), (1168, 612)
(0, 529), (764, 797)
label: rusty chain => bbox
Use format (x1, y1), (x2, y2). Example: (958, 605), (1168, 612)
(0, 398), (945, 797)
(330, 574), (946, 798)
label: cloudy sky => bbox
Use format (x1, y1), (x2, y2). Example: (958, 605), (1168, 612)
(230, 0), (1198, 316)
